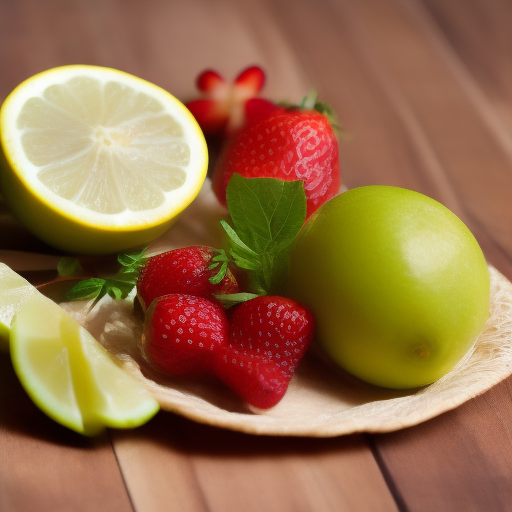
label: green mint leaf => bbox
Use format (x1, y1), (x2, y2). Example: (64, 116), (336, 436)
(66, 278), (106, 301)
(66, 275), (137, 303)
(220, 220), (257, 255)
(207, 248), (230, 285)
(65, 249), (145, 303)
(211, 251), (229, 263)
(224, 174), (307, 294)
(226, 174), (306, 255)
(229, 245), (261, 272)
(118, 247), (149, 273)
(107, 286), (124, 301)
(57, 257), (85, 277)
(105, 277), (137, 300)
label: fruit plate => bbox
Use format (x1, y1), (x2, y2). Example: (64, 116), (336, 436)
(60, 180), (512, 437)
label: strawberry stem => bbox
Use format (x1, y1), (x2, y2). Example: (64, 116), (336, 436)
(208, 248), (232, 285)
(301, 90), (318, 111)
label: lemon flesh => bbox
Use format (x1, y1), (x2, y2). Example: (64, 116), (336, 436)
(0, 263), (40, 351)
(10, 296), (159, 435)
(0, 65), (208, 254)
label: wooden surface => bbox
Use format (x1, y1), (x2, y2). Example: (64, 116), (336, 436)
(1, 0), (512, 510)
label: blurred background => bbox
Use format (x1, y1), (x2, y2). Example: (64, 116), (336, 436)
(2, 0), (511, 223)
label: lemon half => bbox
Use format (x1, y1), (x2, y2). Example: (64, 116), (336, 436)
(10, 295), (159, 435)
(0, 65), (208, 254)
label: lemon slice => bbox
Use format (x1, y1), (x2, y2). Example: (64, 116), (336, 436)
(0, 65), (208, 254)
(0, 263), (39, 351)
(10, 295), (159, 435)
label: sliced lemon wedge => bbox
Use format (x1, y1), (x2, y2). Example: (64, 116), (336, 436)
(0, 65), (208, 254)
(0, 263), (39, 351)
(10, 295), (159, 435)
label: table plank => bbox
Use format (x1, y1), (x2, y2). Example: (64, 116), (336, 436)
(344, 0), (512, 257)
(372, 379), (512, 512)
(321, 0), (512, 510)
(420, 0), (512, 138)
(1, 0), (512, 510)
(112, 415), (399, 512)
(0, 355), (133, 512)
(97, 1), (402, 509)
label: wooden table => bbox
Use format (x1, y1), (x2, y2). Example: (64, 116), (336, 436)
(1, 0), (512, 510)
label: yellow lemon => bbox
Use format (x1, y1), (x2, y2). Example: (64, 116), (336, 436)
(0, 65), (208, 254)
(10, 295), (159, 435)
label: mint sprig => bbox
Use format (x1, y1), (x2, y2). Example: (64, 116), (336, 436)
(57, 257), (85, 277)
(58, 176), (307, 305)
(60, 247), (149, 304)
(221, 174), (307, 295)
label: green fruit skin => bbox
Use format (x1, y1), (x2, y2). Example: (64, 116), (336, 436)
(287, 186), (490, 389)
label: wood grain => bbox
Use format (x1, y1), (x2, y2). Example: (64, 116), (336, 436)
(0, 355), (133, 512)
(372, 378), (512, 512)
(113, 415), (398, 512)
(0, 1), (398, 511)
(1, 0), (512, 510)
(420, 0), (512, 139)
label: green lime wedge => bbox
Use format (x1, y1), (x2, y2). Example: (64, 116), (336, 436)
(9, 283), (159, 435)
(0, 263), (40, 351)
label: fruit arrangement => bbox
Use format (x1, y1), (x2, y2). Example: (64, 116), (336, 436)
(0, 64), (497, 436)
(62, 172), (316, 410)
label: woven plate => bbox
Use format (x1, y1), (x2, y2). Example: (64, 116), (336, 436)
(61, 181), (512, 437)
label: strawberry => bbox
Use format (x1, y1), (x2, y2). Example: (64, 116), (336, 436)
(137, 246), (238, 310)
(214, 348), (288, 409)
(211, 95), (341, 218)
(213, 296), (315, 409)
(185, 66), (275, 137)
(142, 294), (229, 377)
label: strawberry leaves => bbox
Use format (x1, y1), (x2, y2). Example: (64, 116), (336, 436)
(207, 248), (231, 285)
(221, 174), (307, 295)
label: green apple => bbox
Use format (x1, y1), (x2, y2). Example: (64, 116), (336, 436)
(287, 186), (490, 389)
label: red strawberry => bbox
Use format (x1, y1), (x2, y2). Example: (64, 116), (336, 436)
(211, 99), (341, 218)
(214, 348), (288, 409)
(185, 66), (275, 137)
(137, 246), (238, 310)
(213, 296), (315, 409)
(142, 294), (229, 377)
